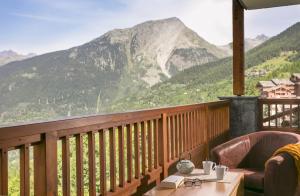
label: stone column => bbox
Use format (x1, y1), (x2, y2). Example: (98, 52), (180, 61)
(219, 96), (259, 138)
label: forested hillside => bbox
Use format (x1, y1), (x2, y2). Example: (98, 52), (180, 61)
(109, 22), (300, 111)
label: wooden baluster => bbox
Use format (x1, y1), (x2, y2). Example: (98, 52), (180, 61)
(194, 111), (197, 146)
(275, 104), (278, 128)
(217, 110), (220, 135)
(202, 109), (206, 143)
(159, 113), (168, 178)
(170, 116), (175, 160)
(118, 125), (125, 187)
(109, 127), (116, 192)
(0, 148), (8, 195)
(20, 144), (30, 196)
(183, 113), (187, 152)
(179, 114), (183, 155)
(62, 136), (70, 196)
(205, 105), (210, 158)
(290, 104), (293, 128)
(88, 132), (96, 196)
(166, 117), (170, 161)
(193, 111), (197, 147)
(200, 109), (203, 143)
(282, 104), (285, 127)
(154, 119), (159, 169)
(193, 111), (196, 147)
(187, 112), (191, 150)
(190, 111), (193, 147)
(214, 111), (217, 138)
(268, 104), (271, 128)
(218, 109), (221, 135)
(174, 115), (179, 158)
(99, 130), (107, 195)
(134, 123), (140, 179)
(196, 110), (200, 145)
(190, 112), (193, 149)
(34, 132), (57, 196)
(141, 121), (147, 175)
(76, 134), (83, 196)
(298, 104), (300, 129)
(148, 120), (153, 172)
(258, 102), (263, 130)
(126, 124), (133, 182)
(198, 110), (202, 144)
(213, 111), (216, 138)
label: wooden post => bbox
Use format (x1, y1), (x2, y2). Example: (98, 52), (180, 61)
(233, 0), (245, 96)
(159, 113), (168, 178)
(0, 148), (8, 195)
(34, 132), (57, 196)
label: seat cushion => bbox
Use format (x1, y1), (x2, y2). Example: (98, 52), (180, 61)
(230, 168), (264, 191)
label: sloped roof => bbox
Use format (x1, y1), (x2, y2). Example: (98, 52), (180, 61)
(292, 73), (300, 78)
(257, 81), (275, 88)
(272, 79), (294, 85)
(239, 0), (300, 10)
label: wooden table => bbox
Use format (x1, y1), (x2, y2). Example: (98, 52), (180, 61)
(144, 169), (244, 196)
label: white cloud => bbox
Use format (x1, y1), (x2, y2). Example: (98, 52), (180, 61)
(10, 12), (76, 24)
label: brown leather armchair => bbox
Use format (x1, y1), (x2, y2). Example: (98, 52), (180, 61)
(211, 131), (300, 196)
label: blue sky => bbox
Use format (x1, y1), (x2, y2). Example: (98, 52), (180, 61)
(1, 0), (300, 54)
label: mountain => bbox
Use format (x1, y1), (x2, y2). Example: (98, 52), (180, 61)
(219, 34), (269, 56)
(0, 17), (227, 123)
(0, 50), (35, 66)
(109, 22), (300, 111)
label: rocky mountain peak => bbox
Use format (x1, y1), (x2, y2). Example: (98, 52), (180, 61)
(85, 17), (226, 82)
(0, 50), (36, 66)
(255, 34), (269, 41)
(0, 50), (19, 57)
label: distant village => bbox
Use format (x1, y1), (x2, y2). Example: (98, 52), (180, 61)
(257, 73), (300, 98)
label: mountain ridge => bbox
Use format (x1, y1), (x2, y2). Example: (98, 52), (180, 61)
(0, 17), (227, 123)
(0, 50), (36, 66)
(219, 34), (269, 56)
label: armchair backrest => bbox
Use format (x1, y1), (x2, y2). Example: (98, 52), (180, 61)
(243, 131), (300, 169)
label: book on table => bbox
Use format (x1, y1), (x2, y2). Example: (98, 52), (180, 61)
(159, 175), (185, 189)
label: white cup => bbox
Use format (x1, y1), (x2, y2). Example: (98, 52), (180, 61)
(215, 165), (228, 180)
(202, 161), (216, 175)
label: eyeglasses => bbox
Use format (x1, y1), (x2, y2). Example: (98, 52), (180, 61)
(183, 178), (202, 187)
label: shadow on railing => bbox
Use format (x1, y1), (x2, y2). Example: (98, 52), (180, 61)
(258, 98), (300, 132)
(0, 100), (230, 196)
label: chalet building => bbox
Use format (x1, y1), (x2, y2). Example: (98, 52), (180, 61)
(257, 73), (300, 98)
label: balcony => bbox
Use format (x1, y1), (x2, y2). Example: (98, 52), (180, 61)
(1, 0), (299, 196)
(1, 98), (300, 195)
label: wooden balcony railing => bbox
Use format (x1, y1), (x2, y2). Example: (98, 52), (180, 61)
(0, 100), (230, 196)
(258, 98), (300, 132)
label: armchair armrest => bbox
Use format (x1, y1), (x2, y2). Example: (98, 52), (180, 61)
(265, 153), (298, 196)
(210, 135), (251, 168)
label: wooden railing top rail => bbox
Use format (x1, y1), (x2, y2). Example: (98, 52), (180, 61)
(0, 100), (229, 141)
(259, 98), (300, 104)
